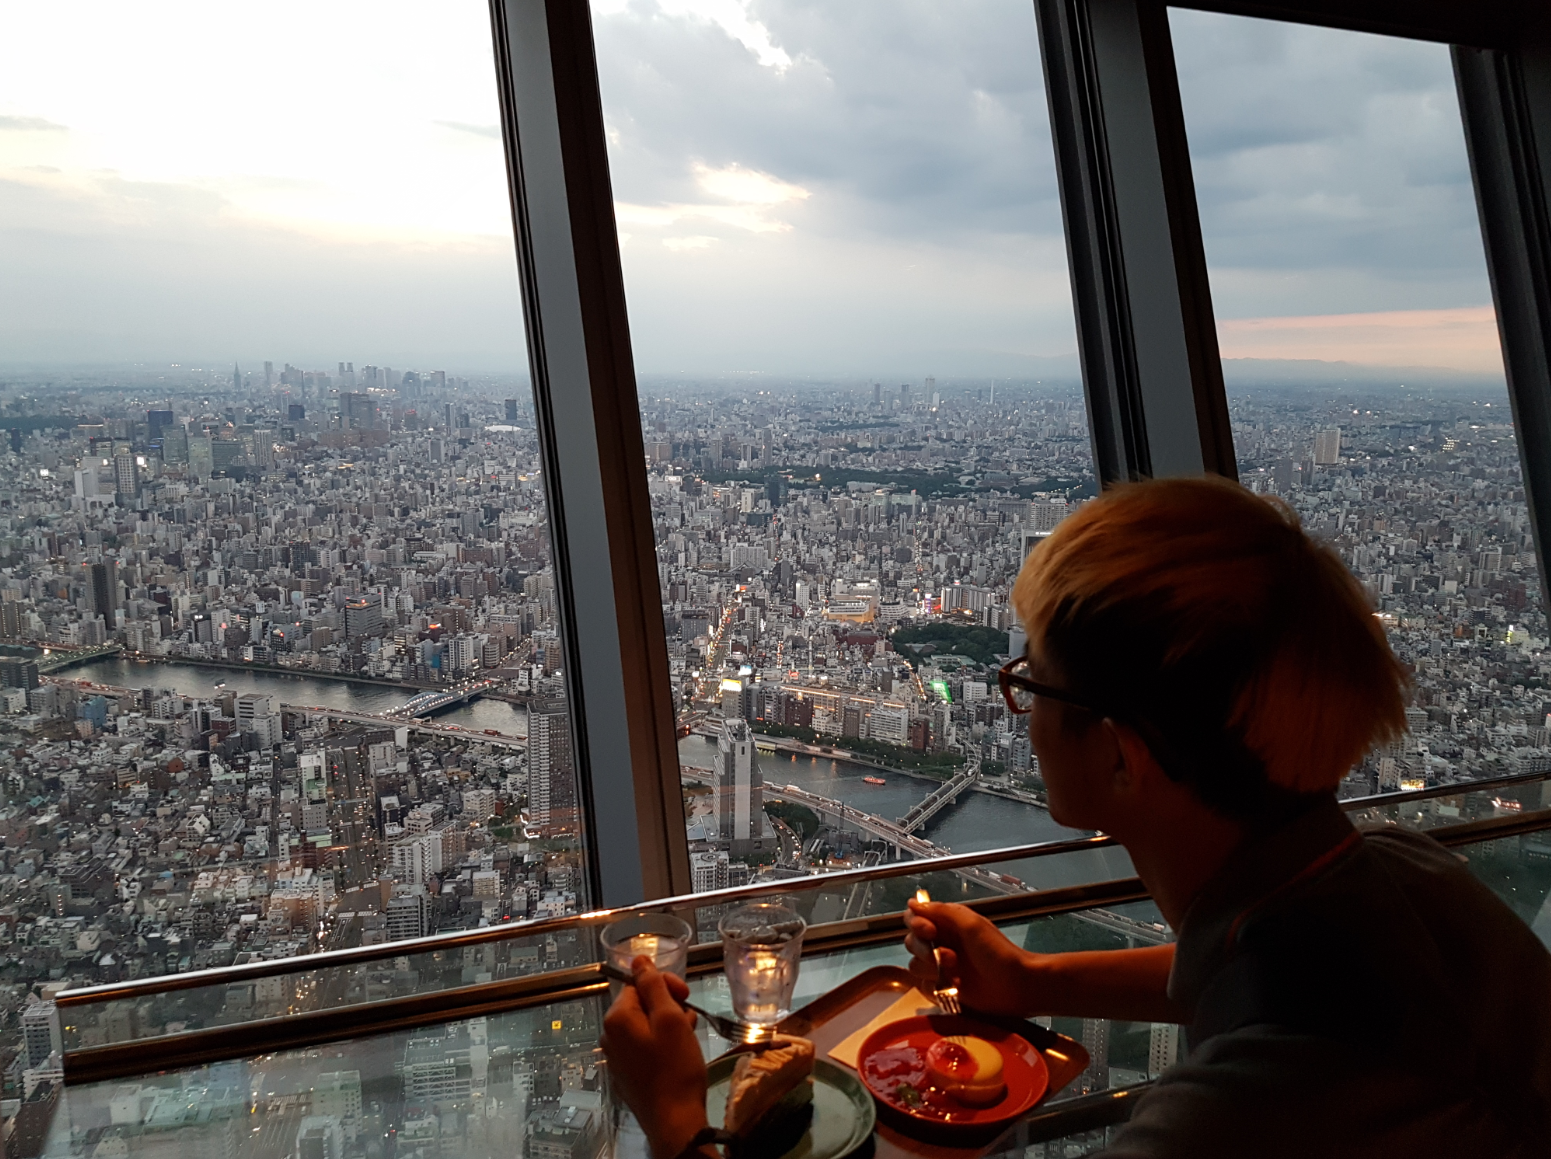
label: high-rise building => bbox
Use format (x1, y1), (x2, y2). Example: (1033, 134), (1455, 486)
(720, 678), (753, 721)
(344, 595), (383, 638)
(160, 424), (189, 465)
(386, 891), (430, 940)
(1148, 1022), (1180, 1077)
(504, 398), (519, 423)
(0, 658), (40, 690)
(1314, 428), (1342, 465)
(716, 718), (763, 854)
(89, 561), (119, 621)
(340, 392), (377, 430)
(528, 698), (575, 831)
(113, 450), (139, 500)
(21, 1001), (61, 1069)
(188, 435), (213, 478)
(211, 439), (244, 471)
(251, 427), (277, 469)
(264, 360), (273, 387)
(146, 409), (174, 439)
(1274, 457), (1295, 492)
(73, 462), (102, 502)
(295, 1117), (344, 1159)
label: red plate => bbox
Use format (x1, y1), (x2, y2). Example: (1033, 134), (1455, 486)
(856, 1015), (1049, 1129)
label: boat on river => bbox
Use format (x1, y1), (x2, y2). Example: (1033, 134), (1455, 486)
(862, 775), (886, 785)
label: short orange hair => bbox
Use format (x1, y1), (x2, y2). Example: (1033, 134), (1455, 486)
(1012, 476), (1407, 816)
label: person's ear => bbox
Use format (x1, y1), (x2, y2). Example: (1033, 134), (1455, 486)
(1105, 720), (1163, 795)
(1098, 717), (1131, 788)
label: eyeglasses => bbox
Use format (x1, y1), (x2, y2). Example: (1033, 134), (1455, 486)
(997, 656), (1110, 717)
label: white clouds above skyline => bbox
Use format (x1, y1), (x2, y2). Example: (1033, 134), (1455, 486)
(0, 0), (1508, 378)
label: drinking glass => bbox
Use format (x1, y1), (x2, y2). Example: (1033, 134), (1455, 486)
(599, 913), (692, 997)
(718, 901), (806, 1027)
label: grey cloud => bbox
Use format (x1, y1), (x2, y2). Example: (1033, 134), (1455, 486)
(1170, 8), (1492, 316)
(0, 173), (527, 369)
(592, 0), (1076, 373)
(0, 115), (67, 131)
(595, 0), (1063, 243)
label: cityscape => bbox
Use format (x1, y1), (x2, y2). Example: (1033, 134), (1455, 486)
(0, 363), (1544, 1159)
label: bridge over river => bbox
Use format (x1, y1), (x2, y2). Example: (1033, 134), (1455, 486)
(766, 783), (1168, 945)
(679, 766), (1167, 946)
(45, 676), (527, 749)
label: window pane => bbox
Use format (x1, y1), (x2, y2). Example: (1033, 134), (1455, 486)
(1171, 9), (1545, 793)
(0, 0), (586, 1057)
(590, 0), (1098, 891)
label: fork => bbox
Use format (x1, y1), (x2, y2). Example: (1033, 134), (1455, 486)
(600, 960), (778, 1045)
(914, 889), (962, 1014)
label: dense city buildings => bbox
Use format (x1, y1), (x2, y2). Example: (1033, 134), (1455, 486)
(0, 365), (1545, 1155)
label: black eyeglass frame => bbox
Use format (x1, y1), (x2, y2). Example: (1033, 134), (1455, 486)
(997, 657), (1112, 718)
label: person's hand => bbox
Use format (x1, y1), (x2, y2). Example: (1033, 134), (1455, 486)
(905, 899), (1037, 1019)
(600, 957), (710, 1159)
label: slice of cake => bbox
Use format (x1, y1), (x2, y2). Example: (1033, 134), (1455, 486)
(724, 1036), (816, 1157)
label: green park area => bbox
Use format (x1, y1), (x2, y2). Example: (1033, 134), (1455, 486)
(891, 622), (1010, 667)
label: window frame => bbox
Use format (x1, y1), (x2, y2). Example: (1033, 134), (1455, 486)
(487, 0), (1551, 905)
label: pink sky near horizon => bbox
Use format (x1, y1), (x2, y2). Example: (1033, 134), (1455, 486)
(1216, 305), (1504, 374)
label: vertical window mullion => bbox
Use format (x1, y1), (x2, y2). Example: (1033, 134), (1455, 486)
(488, 0), (692, 906)
(1036, 0), (1235, 483)
(1454, 42), (1551, 613)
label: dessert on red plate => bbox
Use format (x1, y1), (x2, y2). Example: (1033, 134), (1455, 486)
(925, 1035), (1006, 1106)
(856, 1015), (1048, 1128)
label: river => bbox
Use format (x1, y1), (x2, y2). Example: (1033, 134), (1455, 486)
(66, 657), (531, 736)
(68, 658), (1133, 889)
(675, 735), (1135, 891)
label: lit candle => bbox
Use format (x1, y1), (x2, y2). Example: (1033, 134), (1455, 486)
(628, 933), (661, 962)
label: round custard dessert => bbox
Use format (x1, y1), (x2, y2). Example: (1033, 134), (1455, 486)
(925, 1036), (1006, 1107)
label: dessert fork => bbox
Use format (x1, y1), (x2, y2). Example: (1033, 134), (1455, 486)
(914, 889), (962, 1015)
(928, 946), (963, 1015)
(600, 960), (777, 1045)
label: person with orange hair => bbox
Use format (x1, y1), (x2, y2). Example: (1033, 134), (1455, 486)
(899, 476), (1551, 1155)
(602, 477), (1551, 1159)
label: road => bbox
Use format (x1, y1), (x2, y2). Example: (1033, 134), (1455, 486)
(768, 813), (803, 864)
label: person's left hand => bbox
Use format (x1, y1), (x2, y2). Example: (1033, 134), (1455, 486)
(600, 956), (710, 1159)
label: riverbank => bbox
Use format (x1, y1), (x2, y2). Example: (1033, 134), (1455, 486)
(972, 783), (1048, 808)
(749, 733), (958, 783)
(747, 732), (1049, 811)
(122, 653), (433, 691)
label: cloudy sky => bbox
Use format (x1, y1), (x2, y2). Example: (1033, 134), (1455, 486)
(0, 0), (1504, 378)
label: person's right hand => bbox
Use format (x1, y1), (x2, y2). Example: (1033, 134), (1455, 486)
(905, 898), (1037, 1019)
(600, 957), (710, 1159)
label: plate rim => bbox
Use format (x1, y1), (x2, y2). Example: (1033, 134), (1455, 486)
(706, 1053), (877, 1159)
(853, 1013), (1051, 1128)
